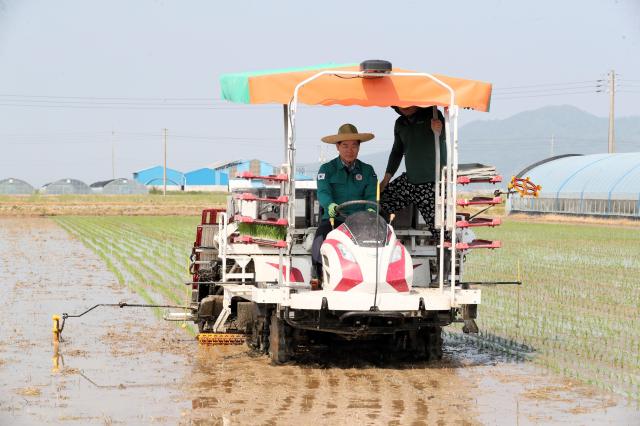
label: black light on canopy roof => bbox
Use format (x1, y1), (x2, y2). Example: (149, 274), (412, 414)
(360, 59), (392, 74)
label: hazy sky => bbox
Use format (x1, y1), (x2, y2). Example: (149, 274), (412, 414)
(0, 0), (639, 186)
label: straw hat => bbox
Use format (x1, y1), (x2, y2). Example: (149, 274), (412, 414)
(321, 123), (374, 144)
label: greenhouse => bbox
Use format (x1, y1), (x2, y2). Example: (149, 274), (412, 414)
(90, 178), (148, 195)
(41, 178), (91, 195)
(508, 152), (640, 218)
(0, 178), (35, 195)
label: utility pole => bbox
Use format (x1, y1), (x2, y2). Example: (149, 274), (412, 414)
(111, 130), (115, 179)
(550, 133), (555, 157)
(163, 128), (167, 196)
(608, 70), (615, 153)
(318, 144), (326, 163)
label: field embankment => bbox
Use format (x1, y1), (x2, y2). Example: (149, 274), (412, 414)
(0, 192), (225, 216)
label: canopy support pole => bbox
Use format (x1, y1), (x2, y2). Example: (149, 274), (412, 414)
(283, 104), (289, 161)
(280, 103), (289, 287)
(289, 69), (458, 293)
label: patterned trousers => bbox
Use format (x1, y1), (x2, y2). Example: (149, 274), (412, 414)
(380, 173), (438, 237)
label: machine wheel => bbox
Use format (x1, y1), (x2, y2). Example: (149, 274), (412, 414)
(247, 304), (268, 352)
(409, 326), (443, 361)
(197, 295), (223, 333)
(268, 310), (292, 364)
(424, 326), (443, 361)
(248, 318), (266, 352)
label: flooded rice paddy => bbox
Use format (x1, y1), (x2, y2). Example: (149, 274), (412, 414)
(0, 218), (638, 425)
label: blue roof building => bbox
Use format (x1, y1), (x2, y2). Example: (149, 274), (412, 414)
(295, 172), (313, 181)
(184, 168), (229, 190)
(133, 166), (185, 187)
(509, 153), (640, 218)
(221, 159), (314, 189)
(214, 159), (276, 178)
(132, 160), (312, 192)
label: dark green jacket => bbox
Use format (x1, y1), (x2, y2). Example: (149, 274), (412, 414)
(317, 157), (377, 220)
(385, 107), (447, 184)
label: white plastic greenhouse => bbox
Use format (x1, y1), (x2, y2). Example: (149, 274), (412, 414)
(509, 153), (640, 218)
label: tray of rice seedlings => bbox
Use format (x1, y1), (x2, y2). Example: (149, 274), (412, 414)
(237, 222), (287, 242)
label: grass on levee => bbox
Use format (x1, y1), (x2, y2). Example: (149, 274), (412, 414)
(1, 191), (227, 216)
(0, 191), (227, 205)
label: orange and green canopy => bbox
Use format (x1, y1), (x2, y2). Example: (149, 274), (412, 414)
(220, 63), (492, 112)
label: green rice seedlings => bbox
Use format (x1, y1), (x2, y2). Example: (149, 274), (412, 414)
(237, 222), (287, 240)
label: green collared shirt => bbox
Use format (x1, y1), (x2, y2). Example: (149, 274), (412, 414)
(317, 157), (377, 219)
(385, 107), (447, 184)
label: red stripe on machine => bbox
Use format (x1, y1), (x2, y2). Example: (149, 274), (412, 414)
(323, 239), (363, 292)
(387, 243), (409, 292)
(267, 263), (304, 282)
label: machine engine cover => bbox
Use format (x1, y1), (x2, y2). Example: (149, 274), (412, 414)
(320, 212), (413, 293)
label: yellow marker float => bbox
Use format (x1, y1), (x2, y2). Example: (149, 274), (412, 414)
(52, 315), (61, 343)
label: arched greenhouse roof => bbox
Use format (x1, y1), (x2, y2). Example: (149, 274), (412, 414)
(90, 178), (148, 194)
(0, 178), (35, 195)
(516, 153), (640, 201)
(41, 178), (91, 195)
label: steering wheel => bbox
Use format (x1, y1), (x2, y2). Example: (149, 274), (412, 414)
(335, 200), (378, 217)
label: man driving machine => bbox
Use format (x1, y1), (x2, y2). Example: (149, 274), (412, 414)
(311, 123), (378, 285)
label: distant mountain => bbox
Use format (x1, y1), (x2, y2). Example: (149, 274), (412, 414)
(298, 105), (640, 184)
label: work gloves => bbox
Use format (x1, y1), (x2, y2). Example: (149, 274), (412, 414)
(328, 203), (338, 218)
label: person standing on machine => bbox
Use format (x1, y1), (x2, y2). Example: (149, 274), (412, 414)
(311, 123), (377, 284)
(379, 106), (446, 237)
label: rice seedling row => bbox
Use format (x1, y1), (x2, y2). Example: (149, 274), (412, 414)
(463, 220), (640, 400)
(55, 217), (196, 314)
(69, 220), (188, 287)
(55, 216), (640, 399)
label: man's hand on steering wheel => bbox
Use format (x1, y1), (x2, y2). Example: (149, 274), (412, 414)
(328, 203), (339, 218)
(334, 200), (378, 217)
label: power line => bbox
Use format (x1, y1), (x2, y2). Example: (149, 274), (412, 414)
(0, 130), (111, 137)
(492, 90), (596, 100)
(117, 131), (320, 141)
(496, 83), (599, 95)
(0, 102), (279, 110)
(0, 100), (219, 107)
(0, 99), (326, 111)
(0, 130), (327, 145)
(0, 94), (223, 101)
(4, 137), (271, 146)
(0, 98), (219, 105)
(493, 88), (598, 98)
(493, 80), (597, 90)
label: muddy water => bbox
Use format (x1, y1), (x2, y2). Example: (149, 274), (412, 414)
(0, 218), (638, 425)
(0, 217), (193, 424)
